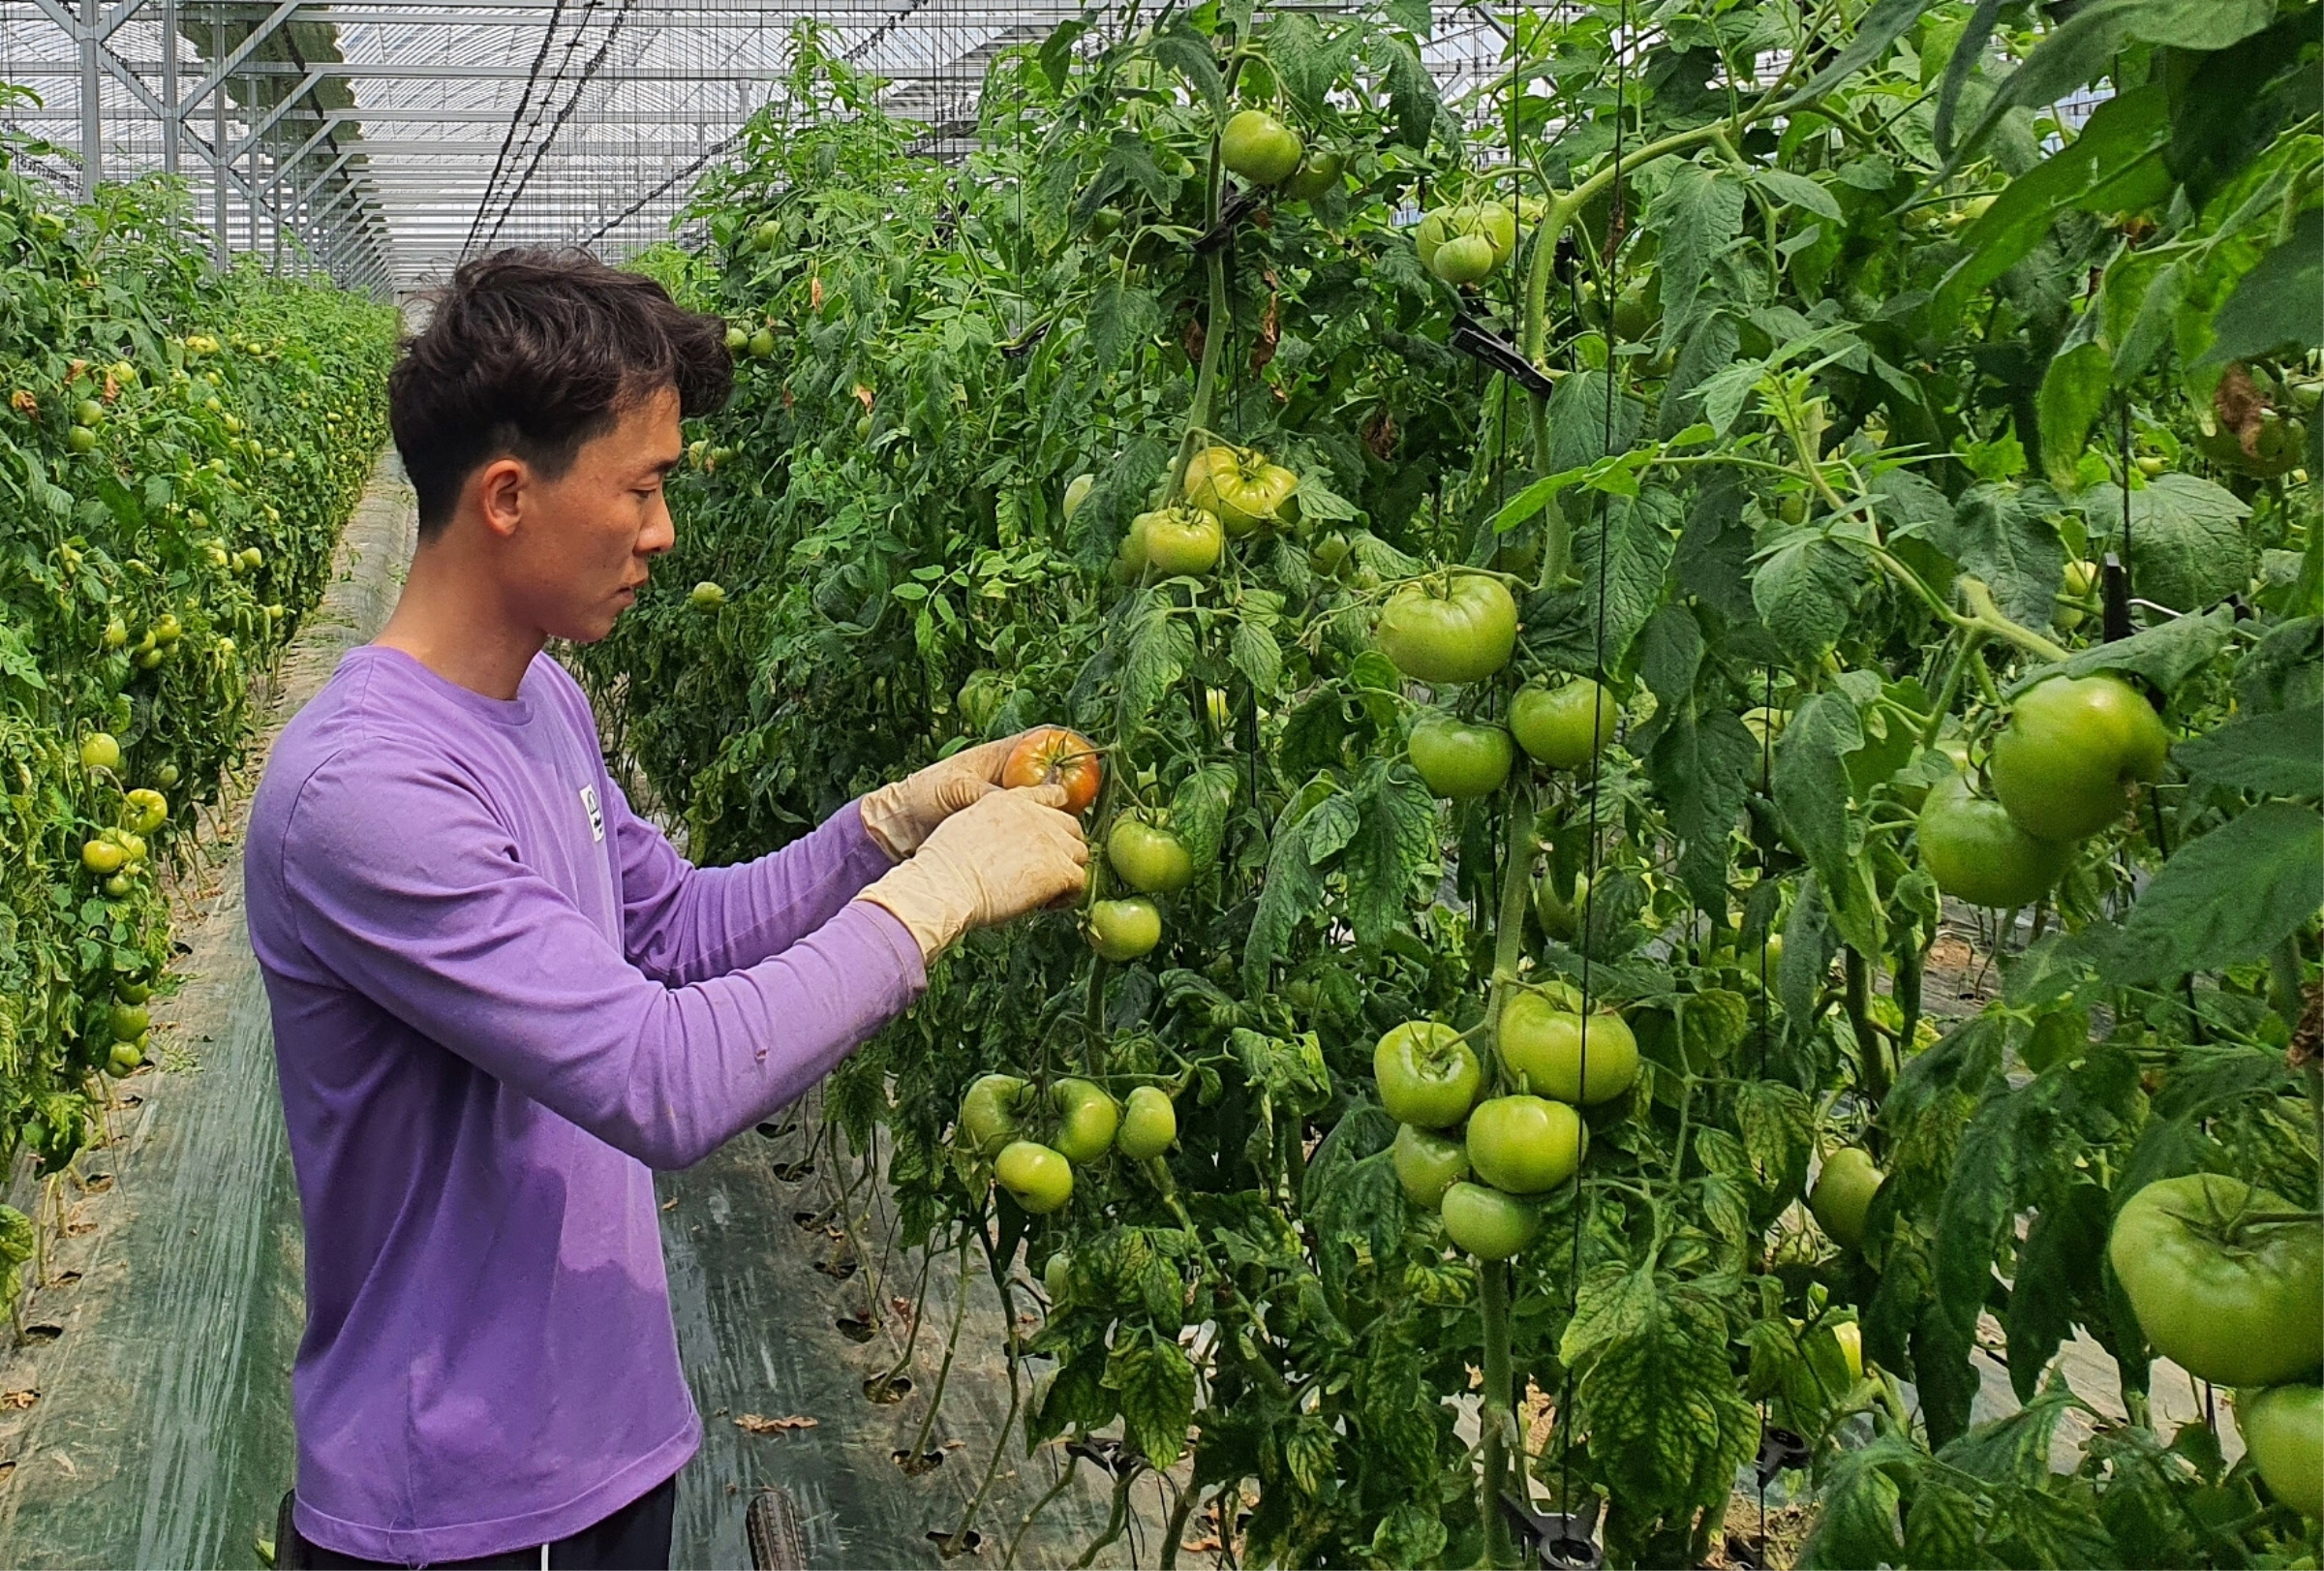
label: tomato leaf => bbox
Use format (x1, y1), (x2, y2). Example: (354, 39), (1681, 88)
(2080, 474), (2252, 614)
(2101, 801), (2324, 984)
(1104, 1326), (1195, 1469)
(2172, 703), (2324, 798)
(2028, 602), (2237, 694)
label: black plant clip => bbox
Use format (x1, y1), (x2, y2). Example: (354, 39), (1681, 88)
(1451, 313), (1559, 401)
(1194, 186), (1265, 255)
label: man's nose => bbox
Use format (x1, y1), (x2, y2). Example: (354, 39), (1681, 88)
(639, 496), (675, 556)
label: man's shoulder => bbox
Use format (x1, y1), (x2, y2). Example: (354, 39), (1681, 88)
(256, 651), (482, 841)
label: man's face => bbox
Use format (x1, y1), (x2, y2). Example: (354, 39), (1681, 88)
(500, 385), (683, 644)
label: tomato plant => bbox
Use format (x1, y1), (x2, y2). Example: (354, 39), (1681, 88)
(0, 156), (391, 1203)
(576, 6), (2323, 1565)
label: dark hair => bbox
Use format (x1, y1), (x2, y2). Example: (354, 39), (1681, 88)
(389, 248), (733, 534)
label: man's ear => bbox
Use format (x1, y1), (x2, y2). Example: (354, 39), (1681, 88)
(474, 456), (529, 540)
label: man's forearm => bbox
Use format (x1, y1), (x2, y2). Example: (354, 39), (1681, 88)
(620, 799), (894, 983)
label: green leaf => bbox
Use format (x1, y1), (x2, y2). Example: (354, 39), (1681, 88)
(1650, 164), (1748, 351)
(1522, 489), (1679, 676)
(1773, 689), (1865, 911)
(1783, 0), (1944, 108)
(1931, 483), (2066, 631)
(2004, 1182), (2111, 1403)
(2102, 801), (2324, 984)
(1945, 3), (2265, 170)
(1243, 783), (1337, 989)
(2080, 474), (2252, 613)
(1939, 84), (2170, 319)
(1564, 1269), (1759, 1527)
(2037, 602), (2235, 693)
(1229, 616), (1282, 693)
(1644, 708), (1756, 912)
(1752, 169), (1845, 223)
(1105, 1327), (1195, 1468)
(1753, 530), (1859, 660)
(2173, 703), (2324, 798)
(1169, 762), (1238, 869)
(1734, 1079), (1815, 1214)
(1148, 28), (1224, 113)
(1799, 1434), (1920, 1568)
(1032, 1340), (1117, 1445)
(2036, 334), (2117, 490)
(2202, 203), (2324, 364)
(1341, 758), (1437, 951)
(1120, 590), (1196, 724)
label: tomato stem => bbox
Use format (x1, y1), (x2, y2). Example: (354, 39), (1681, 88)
(1477, 1257), (1515, 1569)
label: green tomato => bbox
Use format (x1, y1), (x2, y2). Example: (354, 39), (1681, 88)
(1407, 713), (1513, 799)
(1308, 531), (1353, 576)
(1184, 447), (1299, 537)
(689, 580), (726, 609)
(1464, 1094), (1582, 1195)
(1439, 1182), (1539, 1260)
(1609, 284), (1657, 342)
(79, 731), (122, 773)
(995, 1141), (1074, 1215)
(1049, 1079), (1119, 1163)
(2238, 1383), (2323, 1519)
(1989, 674), (2170, 843)
(1219, 108), (1303, 187)
(66, 424), (97, 453)
(1372, 1021), (1483, 1129)
(2107, 1173), (2323, 1388)
(153, 761), (180, 789)
(1475, 201), (1517, 265)
(1062, 473), (1095, 521)
(1917, 771), (2071, 909)
(1116, 1085), (1177, 1159)
(748, 327), (777, 358)
(959, 1072), (1028, 1156)
(153, 613), (182, 646)
(103, 874), (134, 899)
(81, 837), (128, 875)
(1282, 150), (1344, 201)
(122, 788), (168, 836)
(1414, 207), (1460, 273)
(102, 618), (128, 649)
(1044, 1249), (1075, 1305)
(2057, 558), (2099, 631)
(1135, 508), (1223, 576)
(1391, 1123), (1470, 1210)
(752, 220), (781, 253)
(723, 326), (749, 354)
(1497, 994), (1639, 1104)
(1508, 680), (1620, 769)
(107, 1002), (149, 1041)
(1375, 572), (1518, 685)
(1811, 1148), (1885, 1250)
(114, 978), (151, 1004)
(1108, 816), (1195, 895)
(107, 1041), (143, 1077)
(1086, 897), (1162, 963)
(73, 398), (105, 427)
(1429, 232), (1497, 287)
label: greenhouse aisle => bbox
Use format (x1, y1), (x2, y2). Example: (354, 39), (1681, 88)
(0, 457), (1139, 1571)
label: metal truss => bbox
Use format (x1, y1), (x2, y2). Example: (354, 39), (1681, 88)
(0, 1), (1510, 298)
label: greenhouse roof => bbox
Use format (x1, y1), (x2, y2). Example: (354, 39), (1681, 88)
(0, 1), (1507, 297)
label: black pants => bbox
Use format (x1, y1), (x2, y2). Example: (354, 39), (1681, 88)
(283, 1475), (678, 1570)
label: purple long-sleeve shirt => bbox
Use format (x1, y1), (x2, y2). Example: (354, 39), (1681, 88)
(245, 645), (925, 1564)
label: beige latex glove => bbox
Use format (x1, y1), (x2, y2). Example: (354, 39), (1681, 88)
(858, 734), (1025, 860)
(857, 785), (1089, 959)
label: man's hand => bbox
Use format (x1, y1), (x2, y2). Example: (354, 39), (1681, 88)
(857, 734), (1025, 860)
(856, 786), (1088, 959)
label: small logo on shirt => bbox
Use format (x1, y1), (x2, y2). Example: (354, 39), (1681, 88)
(579, 785), (604, 843)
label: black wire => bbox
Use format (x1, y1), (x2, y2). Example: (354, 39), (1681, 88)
(1555, 0), (1628, 1519)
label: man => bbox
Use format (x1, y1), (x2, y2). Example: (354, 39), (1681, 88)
(246, 250), (1088, 1569)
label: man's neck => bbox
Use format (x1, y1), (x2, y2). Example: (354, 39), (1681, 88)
(375, 537), (545, 702)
